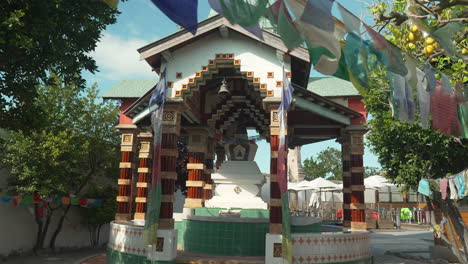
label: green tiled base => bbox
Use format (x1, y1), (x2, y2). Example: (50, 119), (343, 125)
(291, 223), (321, 233)
(106, 247), (176, 264)
(179, 219), (268, 256)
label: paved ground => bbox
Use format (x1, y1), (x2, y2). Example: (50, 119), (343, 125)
(1, 229), (440, 264)
(0, 248), (104, 264)
(370, 230), (435, 263)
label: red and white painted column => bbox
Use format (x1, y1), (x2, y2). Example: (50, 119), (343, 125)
(134, 131), (152, 222)
(184, 128), (208, 208)
(115, 125), (138, 222)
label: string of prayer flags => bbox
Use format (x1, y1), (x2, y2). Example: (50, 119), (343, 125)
(0, 194), (102, 208)
(420, 169), (468, 200)
(147, 0), (467, 138)
(150, 0), (199, 35)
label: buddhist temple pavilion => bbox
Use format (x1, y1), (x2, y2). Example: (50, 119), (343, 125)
(103, 13), (371, 264)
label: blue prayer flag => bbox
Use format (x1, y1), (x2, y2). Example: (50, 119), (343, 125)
(150, 0), (198, 35)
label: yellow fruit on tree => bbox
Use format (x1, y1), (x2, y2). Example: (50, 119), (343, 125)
(433, 42), (440, 50)
(424, 45), (434, 55)
(408, 43), (416, 49)
(425, 37), (435, 45)
(463, 48), (468, 55)
(409, 32), (416, 42)
(411, 25), (419, 33)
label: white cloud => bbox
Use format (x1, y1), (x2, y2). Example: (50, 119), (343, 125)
(90, 33), (156, 80)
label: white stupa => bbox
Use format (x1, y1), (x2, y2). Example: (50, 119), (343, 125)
(205, 134), (267, 209)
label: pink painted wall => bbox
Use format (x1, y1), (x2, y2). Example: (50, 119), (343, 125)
(348, 97), (367, 126)
(119, 99), (136, 125)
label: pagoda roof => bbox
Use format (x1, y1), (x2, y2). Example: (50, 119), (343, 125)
(307, 77), (360, 97)
(102, 77), (360, 100)
(102, 79), (158, 99)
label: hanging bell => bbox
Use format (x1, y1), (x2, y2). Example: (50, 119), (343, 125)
(218, 78), (230, 95)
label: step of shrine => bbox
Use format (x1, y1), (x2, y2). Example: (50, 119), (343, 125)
(176, 251), (265, 264)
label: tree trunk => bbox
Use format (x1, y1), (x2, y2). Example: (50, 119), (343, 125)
(428, 194), (468, 264)
(96, 224), (102, 247)
(48, 204), (72, 250)
(33, 203), (44, 253)
(33, 203), (53, 253)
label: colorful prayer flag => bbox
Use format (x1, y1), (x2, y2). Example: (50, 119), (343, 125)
(337, 3), (360, 33)
(144, 69), (168, 245)
(415, 69), (431, 128)
(266, 0), (303, 51)
(209, 0), (269, 28)
(150, 0), (199, 35)
(299, 0), (335, 33)
(430, 82), (461, 136)
(1, 196), (12, 203)
(71, 197), (79, 205)
(364, 24), (407, 77)
(278, 67), (294, 263)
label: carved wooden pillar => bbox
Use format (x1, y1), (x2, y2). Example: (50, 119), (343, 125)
(184, 128), (208, 208)
(204, 137), (215, 200)
(342, 127), (367, 231)
(133, 131), (152, 222)
(269, 109), (282, 234)
(115, 124), (138, 222)
(340, 133), (352, 228)
(159, 107), (181, 229)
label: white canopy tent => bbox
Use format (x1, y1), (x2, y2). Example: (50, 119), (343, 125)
(364, 175), (393, 189)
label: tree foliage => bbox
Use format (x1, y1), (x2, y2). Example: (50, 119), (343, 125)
(367, 1), (468, 262)
(0, 76), (120, 251)
(303, 147), (342, 180)
(81, 185), (117, 248)
(0, 0), (120, 130)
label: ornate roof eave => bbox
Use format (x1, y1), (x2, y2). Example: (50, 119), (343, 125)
(137, 14), (310, 71)
(291, 84), (361, 126)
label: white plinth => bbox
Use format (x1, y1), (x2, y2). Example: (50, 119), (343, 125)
(265, 233), (290, 264)
(205, 161), (267, 209)
(147, 229), (178, 261)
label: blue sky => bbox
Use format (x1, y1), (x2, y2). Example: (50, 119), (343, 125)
(84, 0), (381, 173)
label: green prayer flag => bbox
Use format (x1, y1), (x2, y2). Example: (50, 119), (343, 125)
(22, 194), (33, 205)
(458, 104), (468, 138)
(267, 1), (303, 51)
(71, 197), (79, 205)
(432, 22), (464, 57)
(219, 0), (269, 27)
(282, 194), (292, 263)
(308, 44), (350, 81)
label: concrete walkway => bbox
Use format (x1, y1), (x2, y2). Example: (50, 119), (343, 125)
(370, 230), (435, 263)
(0, 248), (105, 264)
